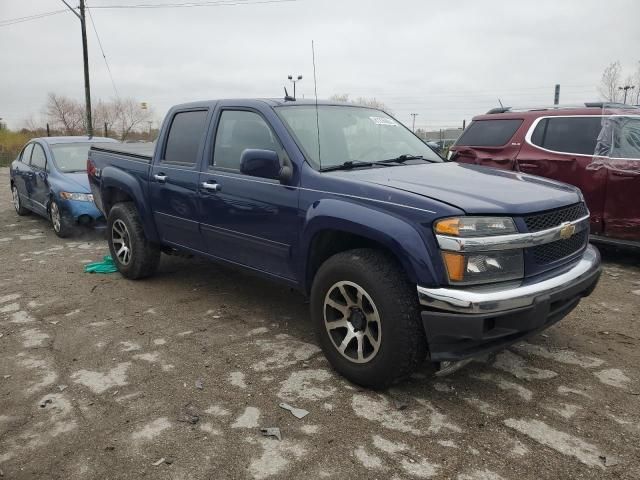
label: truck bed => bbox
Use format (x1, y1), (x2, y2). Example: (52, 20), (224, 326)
(90, 142), (155, 162)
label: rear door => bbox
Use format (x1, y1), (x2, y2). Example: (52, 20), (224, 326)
(601, 116), (640, 240)
(149, 108), (210, 251)
(451, 118), (524, 170)
(28, 143), (51, 216)
(13, 143), (34, 209)
(516, 116), (606, 233)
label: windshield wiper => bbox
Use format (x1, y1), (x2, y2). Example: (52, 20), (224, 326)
(320, 160), (382, 172)
(377, 154), (425, 164)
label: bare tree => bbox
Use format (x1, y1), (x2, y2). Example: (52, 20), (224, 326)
(329, 93), (392, 114)
(113, 98), (153, 141)
(45, 93), (84, 134)
(598, 61), (623, 103)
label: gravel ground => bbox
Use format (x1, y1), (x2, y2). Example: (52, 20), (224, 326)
(1, 166), (639, 480)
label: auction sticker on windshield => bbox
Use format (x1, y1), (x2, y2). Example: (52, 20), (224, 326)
(370, 116), (398, 126)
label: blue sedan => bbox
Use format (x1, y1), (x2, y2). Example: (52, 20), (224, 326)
(9, 136), (118, 237)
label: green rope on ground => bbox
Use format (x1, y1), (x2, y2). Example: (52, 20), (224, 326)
(83, 255), (118, 274)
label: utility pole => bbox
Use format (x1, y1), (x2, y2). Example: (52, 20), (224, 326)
(619, 85), (635, 104)
(554, 84), (560, 106)
(61, 0), (93, 137)
(410, 113), (418, 132)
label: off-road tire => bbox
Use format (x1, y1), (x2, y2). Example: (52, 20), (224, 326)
(310, 248), (428, 389)
(107, 202), (161, 279)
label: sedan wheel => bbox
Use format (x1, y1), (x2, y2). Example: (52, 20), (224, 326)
(50, 202), (62, 233)
(12, 185), (28, 216)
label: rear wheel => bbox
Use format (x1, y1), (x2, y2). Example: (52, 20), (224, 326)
(310, 248), (427, 389)
(11, 184), (29, 216)
(50, 200), (74, 238)
(107, 202), (160, 279)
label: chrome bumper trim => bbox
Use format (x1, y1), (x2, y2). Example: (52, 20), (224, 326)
(417, 244), (600, 314)
(436, 214), (590, 252)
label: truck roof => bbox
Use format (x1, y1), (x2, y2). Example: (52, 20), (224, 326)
(170, 98), (376, 110)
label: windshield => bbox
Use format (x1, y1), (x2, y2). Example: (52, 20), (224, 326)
(50, 143), (94, 173)
(276, 105), (442, 169)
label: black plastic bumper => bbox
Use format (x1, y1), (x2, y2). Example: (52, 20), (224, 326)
(421, 259), (601, 362)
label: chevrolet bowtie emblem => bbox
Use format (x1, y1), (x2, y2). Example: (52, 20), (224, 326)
(559, 222), (576, 240)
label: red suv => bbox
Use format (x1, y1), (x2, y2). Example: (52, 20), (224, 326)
(449, 104), (640, 247)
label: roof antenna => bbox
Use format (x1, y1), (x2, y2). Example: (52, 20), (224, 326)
(284, 87), (295, 102)
(498, 98), (504, 109)
(312, 40), (321, 169)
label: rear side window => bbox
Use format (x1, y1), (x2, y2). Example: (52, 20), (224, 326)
(530, 117), (602, 155)
(20, 143), (34, 163)
(455, 119), (523, 147)
(163, 110), (208, 166)
(30, 144), (47, 170)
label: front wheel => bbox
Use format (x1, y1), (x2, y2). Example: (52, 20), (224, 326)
(310, 248), (427, 389)
(107, 202), (160, 279)
(50, 200), (74, 238)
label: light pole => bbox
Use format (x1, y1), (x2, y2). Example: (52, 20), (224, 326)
(619, 85), (636, 104)
(288, 75), (303, 99)
(410, 113), (418, 132)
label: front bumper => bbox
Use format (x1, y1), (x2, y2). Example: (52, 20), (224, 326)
(59, 199), (106, 227)
(417, 244), (601, 361)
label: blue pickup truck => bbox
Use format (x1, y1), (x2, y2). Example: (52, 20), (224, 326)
(88, 99), (602, 388)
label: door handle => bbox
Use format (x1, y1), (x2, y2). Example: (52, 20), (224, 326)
(201, 181), (221, 192)
(153, 173), (168, 183)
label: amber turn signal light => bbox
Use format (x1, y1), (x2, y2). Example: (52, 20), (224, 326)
(435, 218), (460, 236)
(442, 252), (465, 282)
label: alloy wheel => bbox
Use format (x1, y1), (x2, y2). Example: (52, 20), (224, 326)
(50, 202), (61, 233)
(111, 219), (132, 265)
(11, 186), (20, 213)
(323, 280), (382, 364)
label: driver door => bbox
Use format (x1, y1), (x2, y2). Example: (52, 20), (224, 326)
(198, 107), (300, 279)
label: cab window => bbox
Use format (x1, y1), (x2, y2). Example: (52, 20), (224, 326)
(163, 110), (208, 166)
(530, 117), (602, 155)
(212, 110), (281, 171)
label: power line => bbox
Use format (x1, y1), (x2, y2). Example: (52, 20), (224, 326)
(0, 9), (68, 27)
(86, 3), (120, 98)
(87, 0), (297, 9)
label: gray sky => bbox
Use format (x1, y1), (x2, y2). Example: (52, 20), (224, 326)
(1, 0), (639, 131)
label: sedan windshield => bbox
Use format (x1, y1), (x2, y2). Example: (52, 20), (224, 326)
(50, 143), (94, 173)
(277, 105), (442, 170)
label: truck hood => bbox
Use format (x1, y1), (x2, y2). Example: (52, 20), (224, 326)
(332, 162), (581, 215)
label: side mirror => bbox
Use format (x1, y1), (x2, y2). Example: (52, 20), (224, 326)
(239, 149), (291, 182)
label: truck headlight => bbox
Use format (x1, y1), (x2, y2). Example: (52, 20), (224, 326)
(441, 250), (524, 285)
(60, 192), (93, 202)
(435, 217), (517, 237)
(435, 216), (523, 285)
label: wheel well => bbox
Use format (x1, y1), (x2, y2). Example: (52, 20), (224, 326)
(306, 230), (407, 293)
(104, 187), (134, 215)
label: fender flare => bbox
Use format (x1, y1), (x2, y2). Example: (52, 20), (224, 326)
(100, 166), (160, 242)
(299, 198), (439, 291)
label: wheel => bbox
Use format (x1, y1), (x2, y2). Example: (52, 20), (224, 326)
(107, 202), (160, 279)
(310, 248), (427, 389)
(50, 199), (74, 238)
(11, 184), (29, 216)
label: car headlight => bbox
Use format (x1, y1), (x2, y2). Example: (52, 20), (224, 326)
(59, 192), (93, 202)
(435, 216), (523, 285)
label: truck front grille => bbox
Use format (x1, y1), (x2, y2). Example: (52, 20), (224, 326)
(524, 203), (588, 232)
(530, 229), (588, 265)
